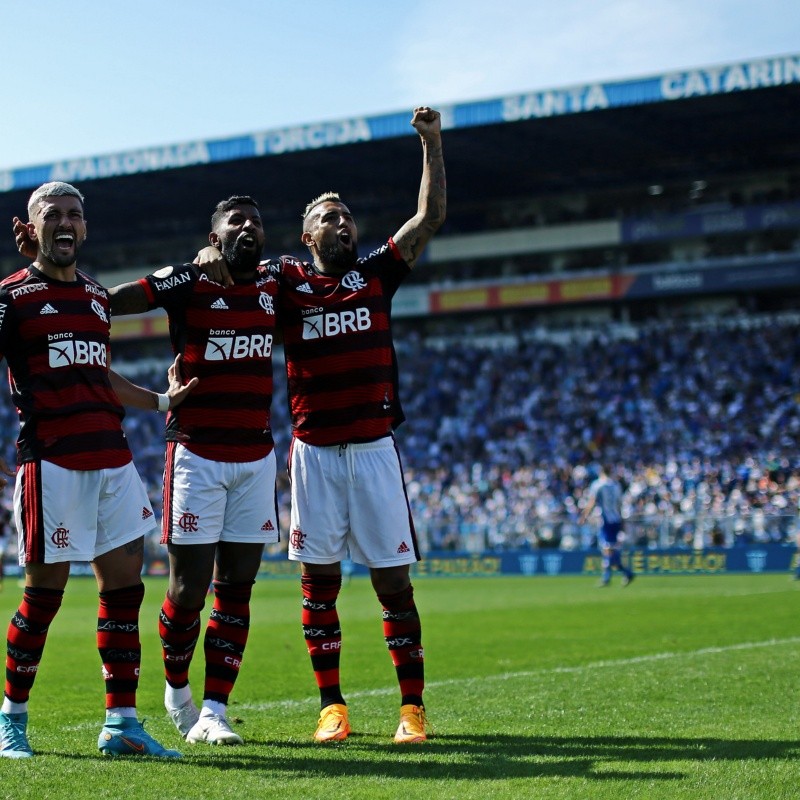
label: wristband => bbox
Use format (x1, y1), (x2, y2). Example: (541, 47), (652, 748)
(156, 393), (170, 412)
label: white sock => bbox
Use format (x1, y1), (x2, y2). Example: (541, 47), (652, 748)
(1, 699), (27, 715)
(107, 706), (137, 720)
(201, 700), (227, 718)
(165, 684), (193, 711)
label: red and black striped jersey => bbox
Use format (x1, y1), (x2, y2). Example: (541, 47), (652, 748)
(0, 266), (131, 469)
(140, 263), (278, 462)
(267, 239), (410, 446)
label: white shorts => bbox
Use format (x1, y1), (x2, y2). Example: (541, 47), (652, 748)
(13, 459), (156, 565)
(162, 443), (279, 546)
(288, 436), (419, 568)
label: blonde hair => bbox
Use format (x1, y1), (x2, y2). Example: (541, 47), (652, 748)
(27, 181), (84, 218)
(302, 191), (341, 221)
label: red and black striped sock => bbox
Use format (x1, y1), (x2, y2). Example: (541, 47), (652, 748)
(203, 581), (252, 704)
(159, 592), (202, 690)
(301, 574), (344, 708)
(379, 584), (424, 707)
(5, 586), (63, 704)
(97, 583), (144, 710)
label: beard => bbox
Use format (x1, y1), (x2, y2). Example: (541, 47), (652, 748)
(318, 239), (359, 272)
(40, 237), (81, 268)
(220, 237), (262, 275)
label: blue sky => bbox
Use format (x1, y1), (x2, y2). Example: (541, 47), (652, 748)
(1, 0), (798, 170)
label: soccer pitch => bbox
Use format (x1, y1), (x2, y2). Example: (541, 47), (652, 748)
(0, 573), (797, 800)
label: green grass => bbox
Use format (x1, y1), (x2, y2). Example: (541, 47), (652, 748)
(0, 573), (798, 799)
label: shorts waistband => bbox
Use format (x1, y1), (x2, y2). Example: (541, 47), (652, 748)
(317, 436), (393, 452)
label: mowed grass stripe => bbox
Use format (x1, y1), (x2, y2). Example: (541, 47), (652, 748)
(235, 635), (800, 711)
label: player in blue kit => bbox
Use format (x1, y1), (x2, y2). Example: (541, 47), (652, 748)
(580, 464), (635, 587)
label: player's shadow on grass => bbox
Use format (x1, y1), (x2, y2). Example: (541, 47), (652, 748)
(172, 733), (800, 781)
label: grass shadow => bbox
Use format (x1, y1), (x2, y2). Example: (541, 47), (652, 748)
(74, 732), (791, 781)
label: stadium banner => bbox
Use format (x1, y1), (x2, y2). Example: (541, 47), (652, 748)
(110, 311), (170, 340)
(628, 260), (800, 298)
(131, 543), (797, 579)
(2, 54), (799, 193)
(427, 257), (800, 314)
(428, 273), (636, 312)
(409, 544), (794, 577)
(621, 201), (800, 243)
(500, 54), (800, 123)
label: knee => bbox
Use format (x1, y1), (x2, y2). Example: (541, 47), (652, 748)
(168, 578), (208, 610)
(370, 567), (410, 596)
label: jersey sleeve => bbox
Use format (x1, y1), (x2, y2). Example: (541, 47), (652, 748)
(141, 263), (199, 312)
(362, 238), (410, 298)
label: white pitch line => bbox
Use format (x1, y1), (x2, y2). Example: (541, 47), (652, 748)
(237, 636), (800, 712)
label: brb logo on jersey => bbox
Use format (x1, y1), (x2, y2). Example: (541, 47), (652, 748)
(302, 307), (371, 340)
(204, 329), (273, 361)
(47, 333), (107, 368)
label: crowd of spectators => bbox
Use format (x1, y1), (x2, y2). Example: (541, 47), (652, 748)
(394, 312), (800, 551)
(1, 312), (799, 556)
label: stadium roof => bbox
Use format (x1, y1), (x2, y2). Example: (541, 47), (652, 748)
(2, 53), (799, 261)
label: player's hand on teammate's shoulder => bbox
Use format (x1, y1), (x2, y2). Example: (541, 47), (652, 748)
(194, 246), (233, 287)
(12, 216), (36, 260)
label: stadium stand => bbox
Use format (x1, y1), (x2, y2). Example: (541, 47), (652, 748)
(3, 311), (799, 557)
(2, 54), (800, 560)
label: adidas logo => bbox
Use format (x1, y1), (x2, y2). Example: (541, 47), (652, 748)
(296, 282), (313, 294)
(261, 520), (274, 531)
(40, 303), (58, 314)
(141, 507), (154, 520)
(397, 541), (410, 554)
(211, 298), (229, 309)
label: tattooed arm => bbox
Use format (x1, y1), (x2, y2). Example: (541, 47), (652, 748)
(392, 106), (447, 269)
